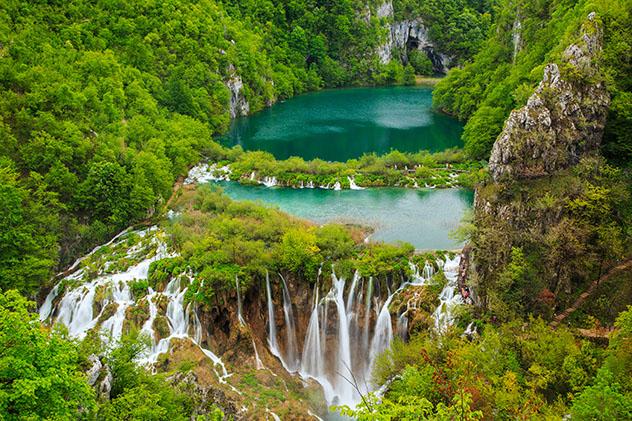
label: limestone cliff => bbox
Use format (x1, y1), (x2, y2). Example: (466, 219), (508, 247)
(225, 64), (250, 119)
(469, 13), (621, 318)
(376, 1), (452, 73)
(489, 12), (609, 182)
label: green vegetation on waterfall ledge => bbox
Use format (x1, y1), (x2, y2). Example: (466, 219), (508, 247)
(197, 147), (486, 190)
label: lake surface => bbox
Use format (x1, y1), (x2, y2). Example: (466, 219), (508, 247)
(218, 182), (473, 250)
(221, 86), (463, 161)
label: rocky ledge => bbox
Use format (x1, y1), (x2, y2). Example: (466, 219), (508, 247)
(489, 13), (609, 182)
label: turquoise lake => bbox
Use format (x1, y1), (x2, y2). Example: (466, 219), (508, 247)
(217, 182), (473, 250)
(214, 86), (471, 250)
(221, 86), (463, 161)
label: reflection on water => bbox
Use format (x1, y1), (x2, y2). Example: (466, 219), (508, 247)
(221, 86), (463, 161)
(217, 182), (473, 250)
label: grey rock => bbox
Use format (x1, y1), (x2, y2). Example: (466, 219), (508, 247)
(86, 354), (102, 386)
(98, 366), (113, 401)
(375, 1), (452, 73)
(225, 65), (250, 119)
(489, 13), (609, 182)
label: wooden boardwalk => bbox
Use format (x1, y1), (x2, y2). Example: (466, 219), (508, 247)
(550, 258), (632, 328)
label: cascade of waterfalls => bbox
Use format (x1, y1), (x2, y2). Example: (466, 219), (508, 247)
(40, 227), (230, 382)
(279, 258), (457, 407)
(42, 226), (466, 410)
(432, 255), (462, 332)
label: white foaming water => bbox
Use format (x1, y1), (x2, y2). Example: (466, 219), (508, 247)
(252, 339), (266, 370)
(262, 176), (278, 188)
(367, 293), (394, 380)
(270, 256), (461, 408)
(40, 228), (233, 385)
(347, 176), (365, 190)
(185, 162), (231, 184)
(280, 274), (300, 372)
(266, 271), (279, 353)
(300, 282), (324, 379)
(432, 255), (463, 332)
(236, 275), (245, 326)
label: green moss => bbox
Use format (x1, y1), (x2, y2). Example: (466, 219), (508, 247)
(129, 279), (149, 300)
(153, 315), (171, 340)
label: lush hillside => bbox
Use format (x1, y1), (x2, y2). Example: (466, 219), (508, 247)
(0, 0), (493, 296)
(0, 0), (631, 419)
(433, 0), (632, 163)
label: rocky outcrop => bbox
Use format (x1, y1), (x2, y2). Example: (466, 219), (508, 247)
(376, 1), (451, 73)
(225, 65), (250, 119)
(376, 1), (395, 63)
(489, 13), (609, 182)
(470, 14), (617, 317)
(86, 354), (113, 401)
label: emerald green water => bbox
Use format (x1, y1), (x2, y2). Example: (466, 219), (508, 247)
(222, 86), (463, 161)
(218, 182), (473, 250)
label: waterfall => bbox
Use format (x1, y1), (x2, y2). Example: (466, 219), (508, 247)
(252, 340), (266, 370)
(55, 282), (99, 339)
(141, 291), (158, 348)
(330, 273), (354, 404)
(345, 271), (362, 371)
(265, 256), (464, 406)
(40, 228), (234, 385)
(300, 283), (324, 379)
(236, 275), (245, 326)
(100, 281), (132, 341)
(432, 255), (463, 332)
(265, 271), (282, 360)
(347, 176), (365, 190)
(362, 276), (374, 359)
(367, 293), (394, 380)
(39, 284), (60, 321)
(333, 181), (342, 191)
(397, 311), (409, 341)
(262, 176), (277, 187)
(279, 274), (299, 372)
(345, 271), (360, 315)
(423, 261), (434, 280)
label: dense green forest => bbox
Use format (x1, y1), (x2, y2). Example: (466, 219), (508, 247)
(0, 0), (631, 419)
(0, 0), (494, 297)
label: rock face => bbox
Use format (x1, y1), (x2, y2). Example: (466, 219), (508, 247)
(376, 1), (451, 73)
(225, 65), (250, 119)
(470, 14), (614, 315)
(489, 13), (609, 182)
(376, 1), (395, 63)
(86, 354), (113, 401)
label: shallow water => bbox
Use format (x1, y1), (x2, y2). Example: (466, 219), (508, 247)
(221, 86), (463, 161)
(218, 182), (473, 250)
